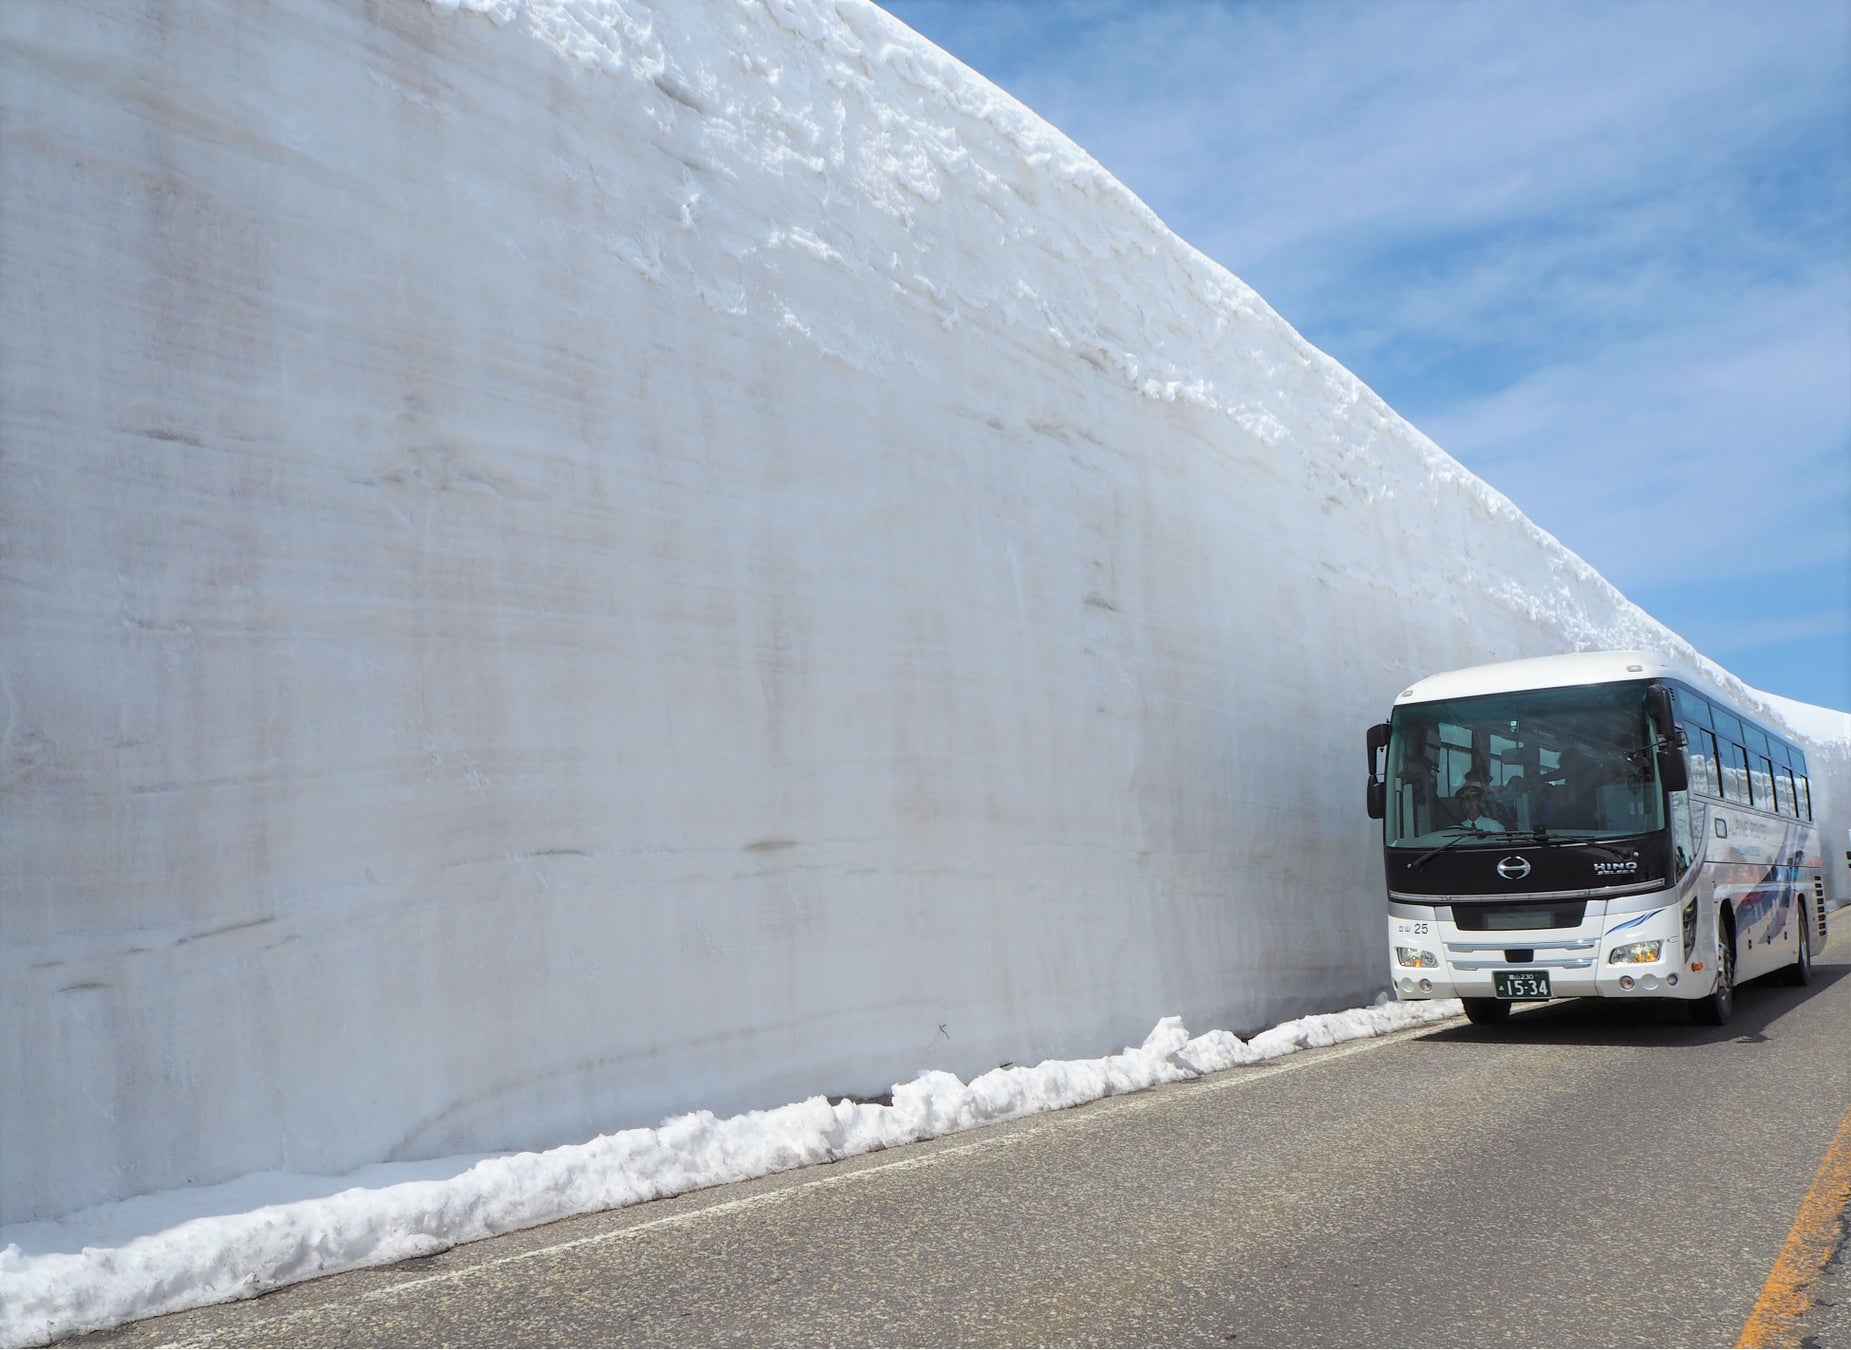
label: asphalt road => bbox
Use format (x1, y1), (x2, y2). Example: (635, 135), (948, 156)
(76, 916), (1851, 1348)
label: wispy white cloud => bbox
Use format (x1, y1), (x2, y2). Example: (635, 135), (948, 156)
(968, 2), (1847, 256)
(1419, 265), (1851, 583)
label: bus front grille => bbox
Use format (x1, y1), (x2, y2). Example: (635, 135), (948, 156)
(1445, 937), (1597, 972)
(1452, 902), (1587, 931)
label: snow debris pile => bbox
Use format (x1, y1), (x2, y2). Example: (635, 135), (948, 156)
(0, 998), (1456, 1346)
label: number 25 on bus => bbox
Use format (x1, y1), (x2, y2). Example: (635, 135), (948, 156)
(1364, 652), (1825, 1026)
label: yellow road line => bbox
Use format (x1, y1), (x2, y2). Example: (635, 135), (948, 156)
(1737, 1101), (1851, 1348)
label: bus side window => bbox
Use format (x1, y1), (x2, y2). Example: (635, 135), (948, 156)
(1774, 766), (1795, 817)
(1669, 791), (1695, 877)
(1689, 727), (1721, 797)
(1750, 754), (1775, 810)
(1720, 740), (1751, 804)
(1674, 687), (1713, 730)
(1797, 776), (1813, 821)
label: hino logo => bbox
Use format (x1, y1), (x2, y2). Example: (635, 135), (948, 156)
(1496, 856), (1532, 881)
(1594, 860), (1638, 875)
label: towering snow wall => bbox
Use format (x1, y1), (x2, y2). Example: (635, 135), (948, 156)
(3, 0), (1844, 1226)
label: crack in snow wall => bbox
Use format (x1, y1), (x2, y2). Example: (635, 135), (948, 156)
(2, 0), (1844, 1226)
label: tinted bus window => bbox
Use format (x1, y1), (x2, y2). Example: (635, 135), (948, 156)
(1720, 741), (1751, 803)
(1798, 776), (1813, 820)
(1689, 728), (1721, 797)
(1745, 726), (1770, 757)
(1751, 755), (1775, 810)
(1713, 709), (1744, 745)
(1775, 767), (1795, 816)
(1674, 688), (1713, 729)
(1383, 683), (1664, 846)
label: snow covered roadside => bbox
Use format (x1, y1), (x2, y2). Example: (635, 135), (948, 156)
(0, 997), (1458, 1345)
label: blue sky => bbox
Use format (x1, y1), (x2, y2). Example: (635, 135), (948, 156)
(878, 0), (1850, 712)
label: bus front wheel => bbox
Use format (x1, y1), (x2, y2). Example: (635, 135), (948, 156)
(1461, 998), (1510, 1025)
(1691, 926), (1734, 1025)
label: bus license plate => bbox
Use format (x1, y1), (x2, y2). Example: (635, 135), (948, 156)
(1494, 970), (1551, 1000)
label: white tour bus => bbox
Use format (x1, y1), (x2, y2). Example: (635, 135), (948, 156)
(1364, 651), (1826, 1025)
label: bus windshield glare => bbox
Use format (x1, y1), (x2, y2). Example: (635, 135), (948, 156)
(1384, 683), (1665, 848)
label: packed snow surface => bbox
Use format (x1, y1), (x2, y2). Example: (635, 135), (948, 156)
(1759, 693), (1851, 750)
(0, 1001), (1459, 1345)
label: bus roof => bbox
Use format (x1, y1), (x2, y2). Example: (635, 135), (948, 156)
(1392, 650), (1702, 707)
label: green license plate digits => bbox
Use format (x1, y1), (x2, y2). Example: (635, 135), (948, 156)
(1493, 970), (1551, 1000)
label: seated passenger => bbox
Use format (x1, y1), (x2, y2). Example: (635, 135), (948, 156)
(1493, 773), (1527, 829)
(1548, 747), (1602, 830)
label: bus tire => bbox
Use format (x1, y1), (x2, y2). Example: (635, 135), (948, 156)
(1691, 920), (1734, 1025)
(1783, 905), (1812, 987)
(1461, 998), (1510, 1025)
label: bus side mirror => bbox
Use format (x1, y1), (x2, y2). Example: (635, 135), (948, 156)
(1365, 722), (1390, 819)
(1658, 747), (1689, 793)
(1647, 687), (1689, 792)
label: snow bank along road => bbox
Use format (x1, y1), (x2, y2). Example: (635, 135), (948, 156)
(72, 918), (1851, 1348)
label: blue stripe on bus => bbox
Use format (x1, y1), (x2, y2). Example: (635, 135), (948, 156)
(1607, 911), (1653, 934)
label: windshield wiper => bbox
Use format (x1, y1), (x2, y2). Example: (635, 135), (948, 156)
(1498, 829), (1637, 862)
(1497, 827), (1551, 847)
(1408, 826), (1503, 870)
(1409, 827), (1641, 870)
(1554, 840), (1638, 862)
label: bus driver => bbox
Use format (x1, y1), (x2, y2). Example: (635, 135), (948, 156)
(1454, 783), (1502, 831)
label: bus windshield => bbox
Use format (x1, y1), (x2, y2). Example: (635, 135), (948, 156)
(1384, 682), (1665, 848)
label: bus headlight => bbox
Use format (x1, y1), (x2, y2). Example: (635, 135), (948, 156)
(1608, 940), (1663, 965)
(1394, 946), (1438, 968)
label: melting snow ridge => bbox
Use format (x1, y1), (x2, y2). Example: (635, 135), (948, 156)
(0, 1001), (1460, 1346)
